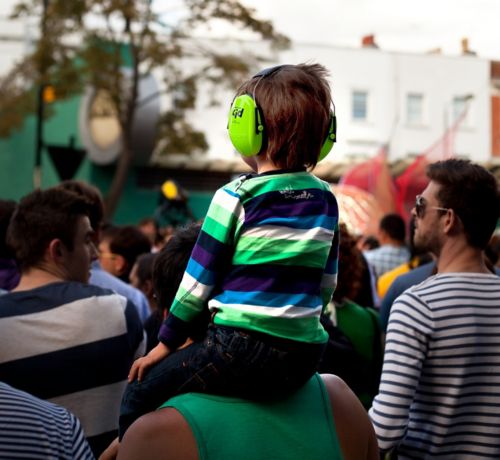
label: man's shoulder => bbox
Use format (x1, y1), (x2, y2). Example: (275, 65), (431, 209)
(90, 267), (149, 321)
(391, 262), (436, 292)
(0, 281), (127, 319)
(397, 271), (500, 305)
(91, 267), (143, 298)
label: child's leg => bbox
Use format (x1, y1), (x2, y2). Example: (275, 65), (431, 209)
(119, 325), (325, 438)
(119, 327), (227, 439)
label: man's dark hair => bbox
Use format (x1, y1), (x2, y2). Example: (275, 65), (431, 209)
(57, 180), (104, 231)
(0, 200), (17, 258)
(152, 223), (201, 313)
(236, 63), (332, 170)
(109, 225), (151, 279)
(134, 252), (158, 286)
(427, 159), (500, 249)
(7, 188), (91, 269)
(379, 213), (406, 243)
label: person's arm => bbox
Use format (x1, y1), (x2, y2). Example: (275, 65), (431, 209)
(128, 341), (171, 382)
(320, 220), (339, 310)
(322, 374), (378, 460)
(157, 186), (241, 350)
(117, 408), (198, 460)
(368, 291), (431, 452)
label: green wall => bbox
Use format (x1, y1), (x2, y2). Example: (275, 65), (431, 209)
(0, 95), (212, 225)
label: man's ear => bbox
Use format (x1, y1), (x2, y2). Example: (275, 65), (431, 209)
(47, 239), (64, 262)
(114, 255), (127, 276)
(443, 209), (461, 236)
(143, 279), (154, 298)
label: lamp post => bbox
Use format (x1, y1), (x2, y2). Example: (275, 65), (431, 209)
(33, 0), (49, 189)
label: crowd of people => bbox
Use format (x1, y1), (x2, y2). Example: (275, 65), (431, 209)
(0, 63), (499, 460)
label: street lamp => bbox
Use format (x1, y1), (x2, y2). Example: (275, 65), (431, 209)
(33, 0), (49, 189)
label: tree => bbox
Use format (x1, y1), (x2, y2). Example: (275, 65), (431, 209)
(2, 0), (289, 218)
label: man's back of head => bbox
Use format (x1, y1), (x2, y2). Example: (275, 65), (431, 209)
(379, 213), (406, 245)
(152, 223), (201, 314)
(7, 187), (94, 280)
(144, 223), (202, 351)
(57, 180), (105, 238)
(107, 226), (151, 282)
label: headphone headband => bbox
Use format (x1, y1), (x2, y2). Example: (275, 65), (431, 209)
(252, 65), (289, 79)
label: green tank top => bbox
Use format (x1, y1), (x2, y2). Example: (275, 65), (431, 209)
(160, 374), (343, 460)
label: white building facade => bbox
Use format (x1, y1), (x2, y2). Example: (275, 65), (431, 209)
(192, 40), (491, 165)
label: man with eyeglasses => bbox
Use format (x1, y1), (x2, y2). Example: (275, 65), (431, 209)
(369, 159), (500, 459)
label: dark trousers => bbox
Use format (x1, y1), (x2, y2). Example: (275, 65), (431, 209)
(119, 325), (325, 439)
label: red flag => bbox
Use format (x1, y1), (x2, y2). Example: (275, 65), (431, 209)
(339, 145), (397, 215)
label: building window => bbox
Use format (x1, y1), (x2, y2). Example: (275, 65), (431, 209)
(406, 93), (424, 125)
(452, 95), (472, 126)
(352, 91), (368, 120)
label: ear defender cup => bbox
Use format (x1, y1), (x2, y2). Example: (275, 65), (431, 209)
(228, 94), (264, 157)
(318, 113), (337, 161)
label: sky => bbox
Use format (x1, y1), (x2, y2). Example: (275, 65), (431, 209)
(2, 0), (500, 61)
(239, 0), (500, 61)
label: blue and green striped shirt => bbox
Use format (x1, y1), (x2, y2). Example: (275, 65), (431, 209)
(159, 169), (339, 348)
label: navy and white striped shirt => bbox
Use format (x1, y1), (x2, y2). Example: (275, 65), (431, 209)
(0, 282), (146, 456)
(0, 382), (94, 459)
(369, 273), (500, 459)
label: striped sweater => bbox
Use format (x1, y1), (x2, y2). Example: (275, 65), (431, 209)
(369, 273), (500, 459)
(160, 169), (339, 348)
(0, 382), (94, 459)
(0, 282), (146, 456)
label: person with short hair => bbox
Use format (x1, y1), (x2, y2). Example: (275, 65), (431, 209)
(369, 159), (500, 458)
(119, 63), (340, 438)
(143, 224), (202, 353)
(99, 225), (151, 284)
(0, 187), (145, 457)
(58, 180), (151, 323)
(363, 213), (410, 279)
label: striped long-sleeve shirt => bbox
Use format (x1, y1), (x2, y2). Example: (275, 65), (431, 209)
(369, 273), (500, 459)
(159, 169), (339, 348)
(0, 382), (94, 459)
(0, 282), (146, 457)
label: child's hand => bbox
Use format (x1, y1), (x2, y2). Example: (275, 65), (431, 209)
(128, 342), (171, 383)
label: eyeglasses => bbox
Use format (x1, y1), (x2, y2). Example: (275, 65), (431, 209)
(98, 251), (119, 260)
(415, 195), (450, 219)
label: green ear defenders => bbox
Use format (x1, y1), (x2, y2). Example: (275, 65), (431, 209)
(227, 65), (337, 161)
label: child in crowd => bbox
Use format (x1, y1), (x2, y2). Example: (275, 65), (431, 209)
(120, 63), (340, 437)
